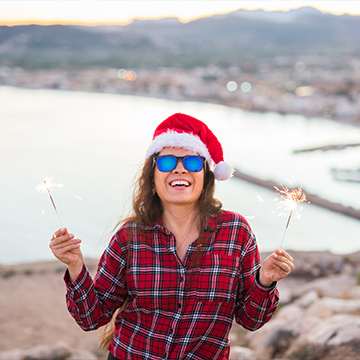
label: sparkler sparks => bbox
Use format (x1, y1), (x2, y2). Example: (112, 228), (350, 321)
(36, 177), (64, 227)
(274, 184), (307, 249)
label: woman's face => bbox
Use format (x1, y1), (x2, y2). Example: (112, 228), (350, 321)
(153, 147), (205, 209)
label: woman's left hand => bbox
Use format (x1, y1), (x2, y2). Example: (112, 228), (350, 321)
(258, 249), (294, 287)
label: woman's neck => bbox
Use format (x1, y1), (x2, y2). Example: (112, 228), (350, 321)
(162, 205), (199, 238)
(162, 205), (200, 262)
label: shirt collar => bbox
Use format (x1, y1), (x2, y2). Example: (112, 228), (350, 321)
(152, 213), (218, 233)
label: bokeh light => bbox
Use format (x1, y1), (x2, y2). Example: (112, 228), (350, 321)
(295, 61), (306, 72)
(226, 81), (238, 92)
(295, 86), (314, 97)
(257, 80), (267, 91)
(286, 81), (296, 91)
(117, 69), (137, 81)
(240, 82), (252, 93)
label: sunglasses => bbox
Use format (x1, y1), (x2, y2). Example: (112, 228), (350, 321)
(153, 155), (206, 172)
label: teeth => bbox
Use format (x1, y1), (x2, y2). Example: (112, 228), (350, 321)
(170, 180), (190, 187)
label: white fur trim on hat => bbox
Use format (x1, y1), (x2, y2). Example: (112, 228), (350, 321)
(213, 161), (234, 181)
(145, 130), (212, 166)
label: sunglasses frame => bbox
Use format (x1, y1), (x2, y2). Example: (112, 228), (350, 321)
(153, 155), (206, 172)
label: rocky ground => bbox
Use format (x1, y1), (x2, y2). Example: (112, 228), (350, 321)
(1, 250), (360, 360)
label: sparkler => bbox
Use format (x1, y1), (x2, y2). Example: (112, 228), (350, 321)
(274, 184), (307, 249)
(36, 177), (64, 227)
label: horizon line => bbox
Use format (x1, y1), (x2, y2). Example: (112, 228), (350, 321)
(1, 5), (359, 27)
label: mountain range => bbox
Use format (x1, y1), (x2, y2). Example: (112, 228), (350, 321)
(0, 7), (359, 69)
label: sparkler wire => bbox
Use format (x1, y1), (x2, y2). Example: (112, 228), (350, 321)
(274, 184), (307, 249)
(280, 209), (293, 249)
(44, 180), (63, 227)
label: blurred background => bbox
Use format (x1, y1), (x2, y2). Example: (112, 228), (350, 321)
(1, 1), (360, 264)
(1, 2), (360, 360)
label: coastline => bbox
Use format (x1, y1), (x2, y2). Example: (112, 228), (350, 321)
(2, 85), (360, 221)
(233, 169), (360, 221)
(1, 250), (360, 360)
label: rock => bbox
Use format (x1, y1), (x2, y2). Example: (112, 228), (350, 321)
(295, 274), (357, 298)
(229, 346), (257, 360)
(0, 349), (24, 360)
(246, 320), (296, 360)
(67, 349), (97, 360)
(306, 297), (360, 319)
(276, 281), (292, 304)
(0, 343), (98, 360)
(286, 314), (360, 359)
(293, 290), (318, 308)
(22, 341), (72, 360)
(347, 285), (360, 299)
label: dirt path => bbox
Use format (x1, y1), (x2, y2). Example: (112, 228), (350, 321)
(0, 259), (107, 358)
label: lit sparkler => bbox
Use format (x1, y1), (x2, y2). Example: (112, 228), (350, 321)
(274, 184), (307, 249)
(36, 177), (64, 227)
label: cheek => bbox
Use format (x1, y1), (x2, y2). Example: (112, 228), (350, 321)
(153, 170), (165, 190)
(194, 174), (204, 192)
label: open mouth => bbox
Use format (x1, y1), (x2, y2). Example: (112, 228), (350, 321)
(169, 180), (191, 188)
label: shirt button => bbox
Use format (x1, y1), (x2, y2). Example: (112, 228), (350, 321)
(170, 328), (174, 333)
(178, 303), (182, 309)
(179, 276), (184, 282)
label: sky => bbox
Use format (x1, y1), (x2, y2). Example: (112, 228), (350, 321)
(1, 1), (360, 26)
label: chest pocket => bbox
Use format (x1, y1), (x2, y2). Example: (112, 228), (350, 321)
(196, 254), (240, 303)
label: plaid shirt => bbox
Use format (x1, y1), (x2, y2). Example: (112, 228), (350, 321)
(65, 210), (279, 360)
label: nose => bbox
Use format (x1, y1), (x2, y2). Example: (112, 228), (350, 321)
(172, 159), (188, 174)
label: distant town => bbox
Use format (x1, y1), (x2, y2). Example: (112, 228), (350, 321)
(1, 54), (360, 126)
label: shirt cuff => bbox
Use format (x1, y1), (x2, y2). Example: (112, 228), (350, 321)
(63, 263), (88, 290)
(254, 269), (277, 295)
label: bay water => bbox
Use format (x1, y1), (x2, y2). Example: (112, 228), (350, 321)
(1, 86), (360, 264)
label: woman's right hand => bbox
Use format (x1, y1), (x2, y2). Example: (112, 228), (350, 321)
(50, 228), (84, 281)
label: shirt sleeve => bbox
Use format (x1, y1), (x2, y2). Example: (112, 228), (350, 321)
(64, 231), (128, 331)
(235, 231), (279, 331)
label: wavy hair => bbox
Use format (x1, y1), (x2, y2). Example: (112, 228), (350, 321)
(100, 153), (222, 350)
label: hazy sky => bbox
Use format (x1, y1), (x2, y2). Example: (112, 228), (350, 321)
(1, 1), (360, 26)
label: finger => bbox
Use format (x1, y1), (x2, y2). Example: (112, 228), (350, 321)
(273, 251), (294, 265)
(51, 233), (75, 246)
(274, 252), (294, 266)
(276, 254), (295, 271)
(51, 238), (81, 251)
(52, 227), (68, 240)
(275, 249), (294, 262)
(52, 244), (82, 260)
(273, 258), (293, 274)
(55, 243), (81, 255)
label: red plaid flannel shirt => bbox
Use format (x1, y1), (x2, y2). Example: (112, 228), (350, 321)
(64, 210), (279, 360)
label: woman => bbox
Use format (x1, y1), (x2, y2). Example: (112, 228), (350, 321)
(50, 113), (294, 360)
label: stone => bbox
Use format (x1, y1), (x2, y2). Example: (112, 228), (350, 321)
(67, 349), (97, 360)
(247, 320), (296, 360)
(22, 341), (72, 360)
(294, 290), (319, 308)
(276, 281), (292, 304)
(286, 314), (360, 359)
(229, 346), (257, 360)
(306, 297), (360, 319)
(296, 274), (357, 298)
(0, 349), (24, 360)
(347, 285), (360, 299)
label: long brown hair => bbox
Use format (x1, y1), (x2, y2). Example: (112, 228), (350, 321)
(100, 153), (222, 349)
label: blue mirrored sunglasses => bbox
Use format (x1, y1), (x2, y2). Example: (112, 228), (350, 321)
(153, 155), (206, 172)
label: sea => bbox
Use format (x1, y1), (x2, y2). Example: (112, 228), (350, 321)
(1, 86), (360, 264)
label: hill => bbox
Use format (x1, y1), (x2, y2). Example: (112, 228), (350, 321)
(1, 7), (360, 69)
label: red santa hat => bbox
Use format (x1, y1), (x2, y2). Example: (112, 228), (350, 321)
(145, 113), (233, 181)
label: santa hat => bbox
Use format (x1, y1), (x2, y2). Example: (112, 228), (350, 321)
(145, 113), (233, 181)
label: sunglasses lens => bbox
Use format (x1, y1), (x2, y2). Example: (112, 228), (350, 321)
(156, 156), (177, 172)
(183, 156), (204, 172)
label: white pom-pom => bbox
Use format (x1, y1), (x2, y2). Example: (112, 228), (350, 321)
(213, 161), (234, 181)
